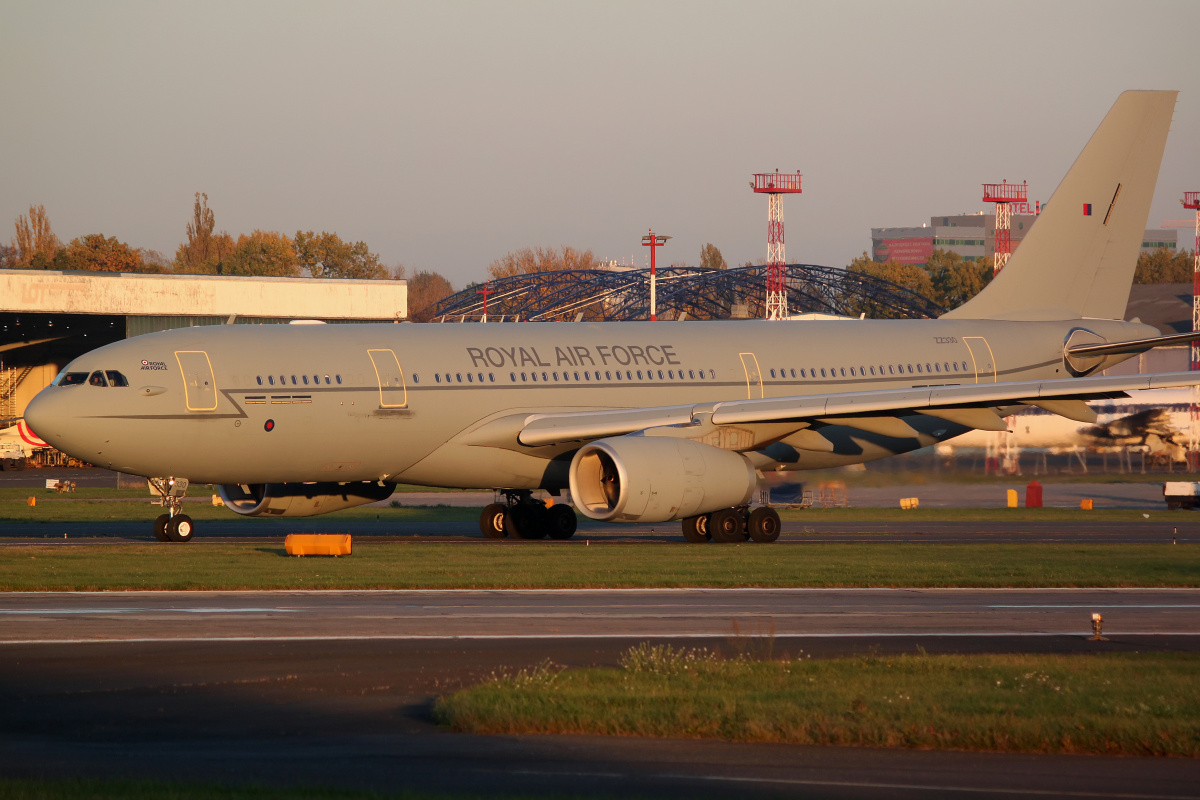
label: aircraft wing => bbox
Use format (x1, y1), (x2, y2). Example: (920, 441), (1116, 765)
(517, 371), (1200, 447)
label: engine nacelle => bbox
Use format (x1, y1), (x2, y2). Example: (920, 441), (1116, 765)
(569, 436), (756, 523)
(217, 481), (396, 518)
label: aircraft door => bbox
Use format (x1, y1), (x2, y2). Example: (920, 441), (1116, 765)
(367, 349), (408, 408)
(739, 353), (764, 399)
(962, 337), (997, 383)
(174, 350), (218, 411)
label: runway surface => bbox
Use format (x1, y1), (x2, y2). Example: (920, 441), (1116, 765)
(2, 589), (1199, 798)
(3, 587), (1200, 643)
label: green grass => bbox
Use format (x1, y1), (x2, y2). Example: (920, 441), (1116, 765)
(435, 646), (1200, 757)
(1, 543), (1197, 591)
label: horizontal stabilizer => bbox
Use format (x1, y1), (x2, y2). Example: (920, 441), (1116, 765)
(1066, 330), (1200, 358)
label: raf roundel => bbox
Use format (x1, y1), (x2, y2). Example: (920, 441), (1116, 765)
(264, 419), (275, 432)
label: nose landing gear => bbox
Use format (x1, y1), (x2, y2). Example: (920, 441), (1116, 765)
(149, 477), (194, 543)
(478, 490), (577, 541)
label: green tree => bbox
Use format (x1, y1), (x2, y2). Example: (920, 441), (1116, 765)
(844, 251), (937, 318)
(62, 234), (160, 273)
(294, 230), (387, 279)
(1134, 247), (1195, 283)
(699, 243), (727, 271)
(12, 204), (61, 267)
(407, 270), (455, 322)
(219, 231), (299, 277)
(926, 249), (993, 309)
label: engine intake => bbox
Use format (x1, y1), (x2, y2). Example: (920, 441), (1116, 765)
(569, 436), (756, 523)
(217, 481), (396, 517)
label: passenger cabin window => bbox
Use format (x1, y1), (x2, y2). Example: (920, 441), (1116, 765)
(257, 376), (263, 386)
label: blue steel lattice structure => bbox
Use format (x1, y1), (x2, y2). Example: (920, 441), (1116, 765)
(432, 264), (944, 322)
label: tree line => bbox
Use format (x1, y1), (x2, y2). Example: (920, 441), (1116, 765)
(6, 200), (1192, 320)
(2, 196), (403, 281)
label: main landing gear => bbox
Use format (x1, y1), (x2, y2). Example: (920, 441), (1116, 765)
(479, 490), (577, 541)
(149, 477), (195, 543)
(681, 506), (781, 544)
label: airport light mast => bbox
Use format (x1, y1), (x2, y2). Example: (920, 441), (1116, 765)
(982, 181), (1028, 274)
(1183, 191), (1200, 464)
(641, 230), (670, 321)
(752, 170), (802, 320)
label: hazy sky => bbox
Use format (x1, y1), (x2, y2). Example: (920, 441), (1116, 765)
(3, 0), (1198, 288)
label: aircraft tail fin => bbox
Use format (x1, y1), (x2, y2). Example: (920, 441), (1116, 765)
(941, 90), (1176, 322)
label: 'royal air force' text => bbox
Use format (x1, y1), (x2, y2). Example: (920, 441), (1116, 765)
(466, 344), (680, 370)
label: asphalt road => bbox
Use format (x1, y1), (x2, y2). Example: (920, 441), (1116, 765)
(2, 589), (1199, 799)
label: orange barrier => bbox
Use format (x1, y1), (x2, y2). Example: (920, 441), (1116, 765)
(1080, 498), (1094, 510)
(284, 534), (352, 557)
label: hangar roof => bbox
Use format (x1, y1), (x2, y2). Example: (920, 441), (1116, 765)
(0, 269), (407, 320)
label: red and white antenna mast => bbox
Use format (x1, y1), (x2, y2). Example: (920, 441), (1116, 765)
(1183, 191), (1200, 463)
(982, 180), (1028, 274)
(752, 170), (802, 320)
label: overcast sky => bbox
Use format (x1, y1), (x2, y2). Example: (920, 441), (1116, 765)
(2, 0), (1198, 288)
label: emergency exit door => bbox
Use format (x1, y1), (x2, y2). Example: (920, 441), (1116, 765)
(367, 349), (408, 408)
(962, 337), (997, 383)
(174, 350), (218, 411)
(739, 353), (764, 399)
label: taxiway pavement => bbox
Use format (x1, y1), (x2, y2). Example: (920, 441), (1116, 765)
(2, 589), (1199, 799)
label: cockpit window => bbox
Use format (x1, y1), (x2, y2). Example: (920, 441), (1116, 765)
(58, 372), (89, 386)
(89, 371), (109, 387)
(105, 371), (129, 387)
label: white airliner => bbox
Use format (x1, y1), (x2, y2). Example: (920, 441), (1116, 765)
(947, 387), (1193, 459)
(0, 421), (47, 470)
(23, 90), (1200, 543)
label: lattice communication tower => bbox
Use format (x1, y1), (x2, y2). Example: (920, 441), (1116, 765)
(1183, 191), (1200, 461)
(982, 181), (1028, 274)
(752, 171), (802, 320)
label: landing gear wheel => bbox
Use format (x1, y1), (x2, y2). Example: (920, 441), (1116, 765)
(681, 514), (710, 543)
(505, 504), (547, 540)
(153, 513), (171, 542)
(710, 508), (746, 543)
(480, 503), (508, 539)
(165, 514), (195, 543)
(747, 507), (781, 543)
(546, 505), (577, 540)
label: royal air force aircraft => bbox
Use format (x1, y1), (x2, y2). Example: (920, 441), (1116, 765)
(23, 90), (1200, 543)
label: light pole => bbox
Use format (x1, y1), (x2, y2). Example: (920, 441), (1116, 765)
(475, 281), (495, 322)
(641, 229), (671, 320)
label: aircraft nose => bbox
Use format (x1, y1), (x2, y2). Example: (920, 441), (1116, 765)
(23, 386), (76, 450)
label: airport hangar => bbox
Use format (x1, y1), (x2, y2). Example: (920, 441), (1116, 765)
(0, 269), (408, 426)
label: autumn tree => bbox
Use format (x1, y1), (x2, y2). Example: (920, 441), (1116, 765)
(699, 243), (728, 270)
(12, 205), (61, 268)
(844, 251), (937, 318)
(294, 231), (387, 279)
(1134, 247), (1195, 283)
(487, 245), (600, 280)
(926, 249), (993, 309)
(62, 234), (159, 273)
(219, 231), (299, 277)
(0, 243), (17, 269)
(406, 270), (455, 322)
(175, 193), (234, 273)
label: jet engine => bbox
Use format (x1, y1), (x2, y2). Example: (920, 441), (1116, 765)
(217, 481), (396, 517)
(569, 436), (756, 523)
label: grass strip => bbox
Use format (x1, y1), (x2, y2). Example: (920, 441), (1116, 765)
(0, 543), (1197, 591)
(435, 646), (1200, 757)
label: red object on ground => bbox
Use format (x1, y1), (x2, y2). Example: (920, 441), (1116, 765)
(1025, 480), (1043, 508)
